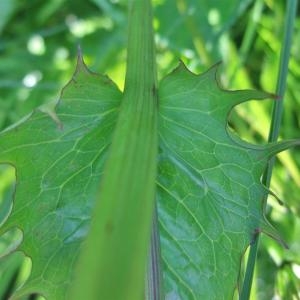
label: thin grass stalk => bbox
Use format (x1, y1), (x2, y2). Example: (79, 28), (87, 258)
(240, 0), (298, 299)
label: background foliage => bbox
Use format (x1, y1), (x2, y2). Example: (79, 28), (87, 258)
(0, 0), (299, 299)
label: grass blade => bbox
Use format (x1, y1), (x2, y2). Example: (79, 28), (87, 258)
(240, 0), (299, 299)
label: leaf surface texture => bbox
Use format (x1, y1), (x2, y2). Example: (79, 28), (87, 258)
(0, 60), (291, 299)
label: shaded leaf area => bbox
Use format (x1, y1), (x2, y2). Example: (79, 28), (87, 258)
(156, 64), (294, 299)
(0, 58), (121, 299)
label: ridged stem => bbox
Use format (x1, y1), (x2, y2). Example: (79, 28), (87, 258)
(70, 0), (159, 299)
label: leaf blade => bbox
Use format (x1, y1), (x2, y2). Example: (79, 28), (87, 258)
(157, 63), (281, 299)
(0, 56), (122, 299)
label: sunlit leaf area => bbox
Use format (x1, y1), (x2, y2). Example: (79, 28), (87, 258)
(0, 0), (299, 299)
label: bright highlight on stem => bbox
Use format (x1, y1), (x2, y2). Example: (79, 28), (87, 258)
(69, 0), (158, 299)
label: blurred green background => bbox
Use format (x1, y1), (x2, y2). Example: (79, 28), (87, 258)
(0, 0), (299, 299)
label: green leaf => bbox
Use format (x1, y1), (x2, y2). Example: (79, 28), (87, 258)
(1, 58), (299, 299)
(1, 56), (299, 299)
(0, 57), (122, 299)
(157, 63), (299, 299)
(0, 54), (294, 299)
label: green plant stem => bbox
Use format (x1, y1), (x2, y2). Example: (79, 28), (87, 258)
(240, 0), (298, 299)
(69, 0), (158, 299)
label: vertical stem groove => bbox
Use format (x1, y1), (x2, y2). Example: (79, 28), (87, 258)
(70, 0), (159, 299)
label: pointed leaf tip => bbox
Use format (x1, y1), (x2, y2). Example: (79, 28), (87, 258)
(169, 60), (220, 78)
(172, 60), (194, 75)
(261, 185), (285, 206)
(198, 61), (222, 82)
(38, 101), (63, 129)
(77, 44), (83, 58)
(259, 220), (289, 249)
(74, 46), (92, 76)
(263, 139), (300, 160)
